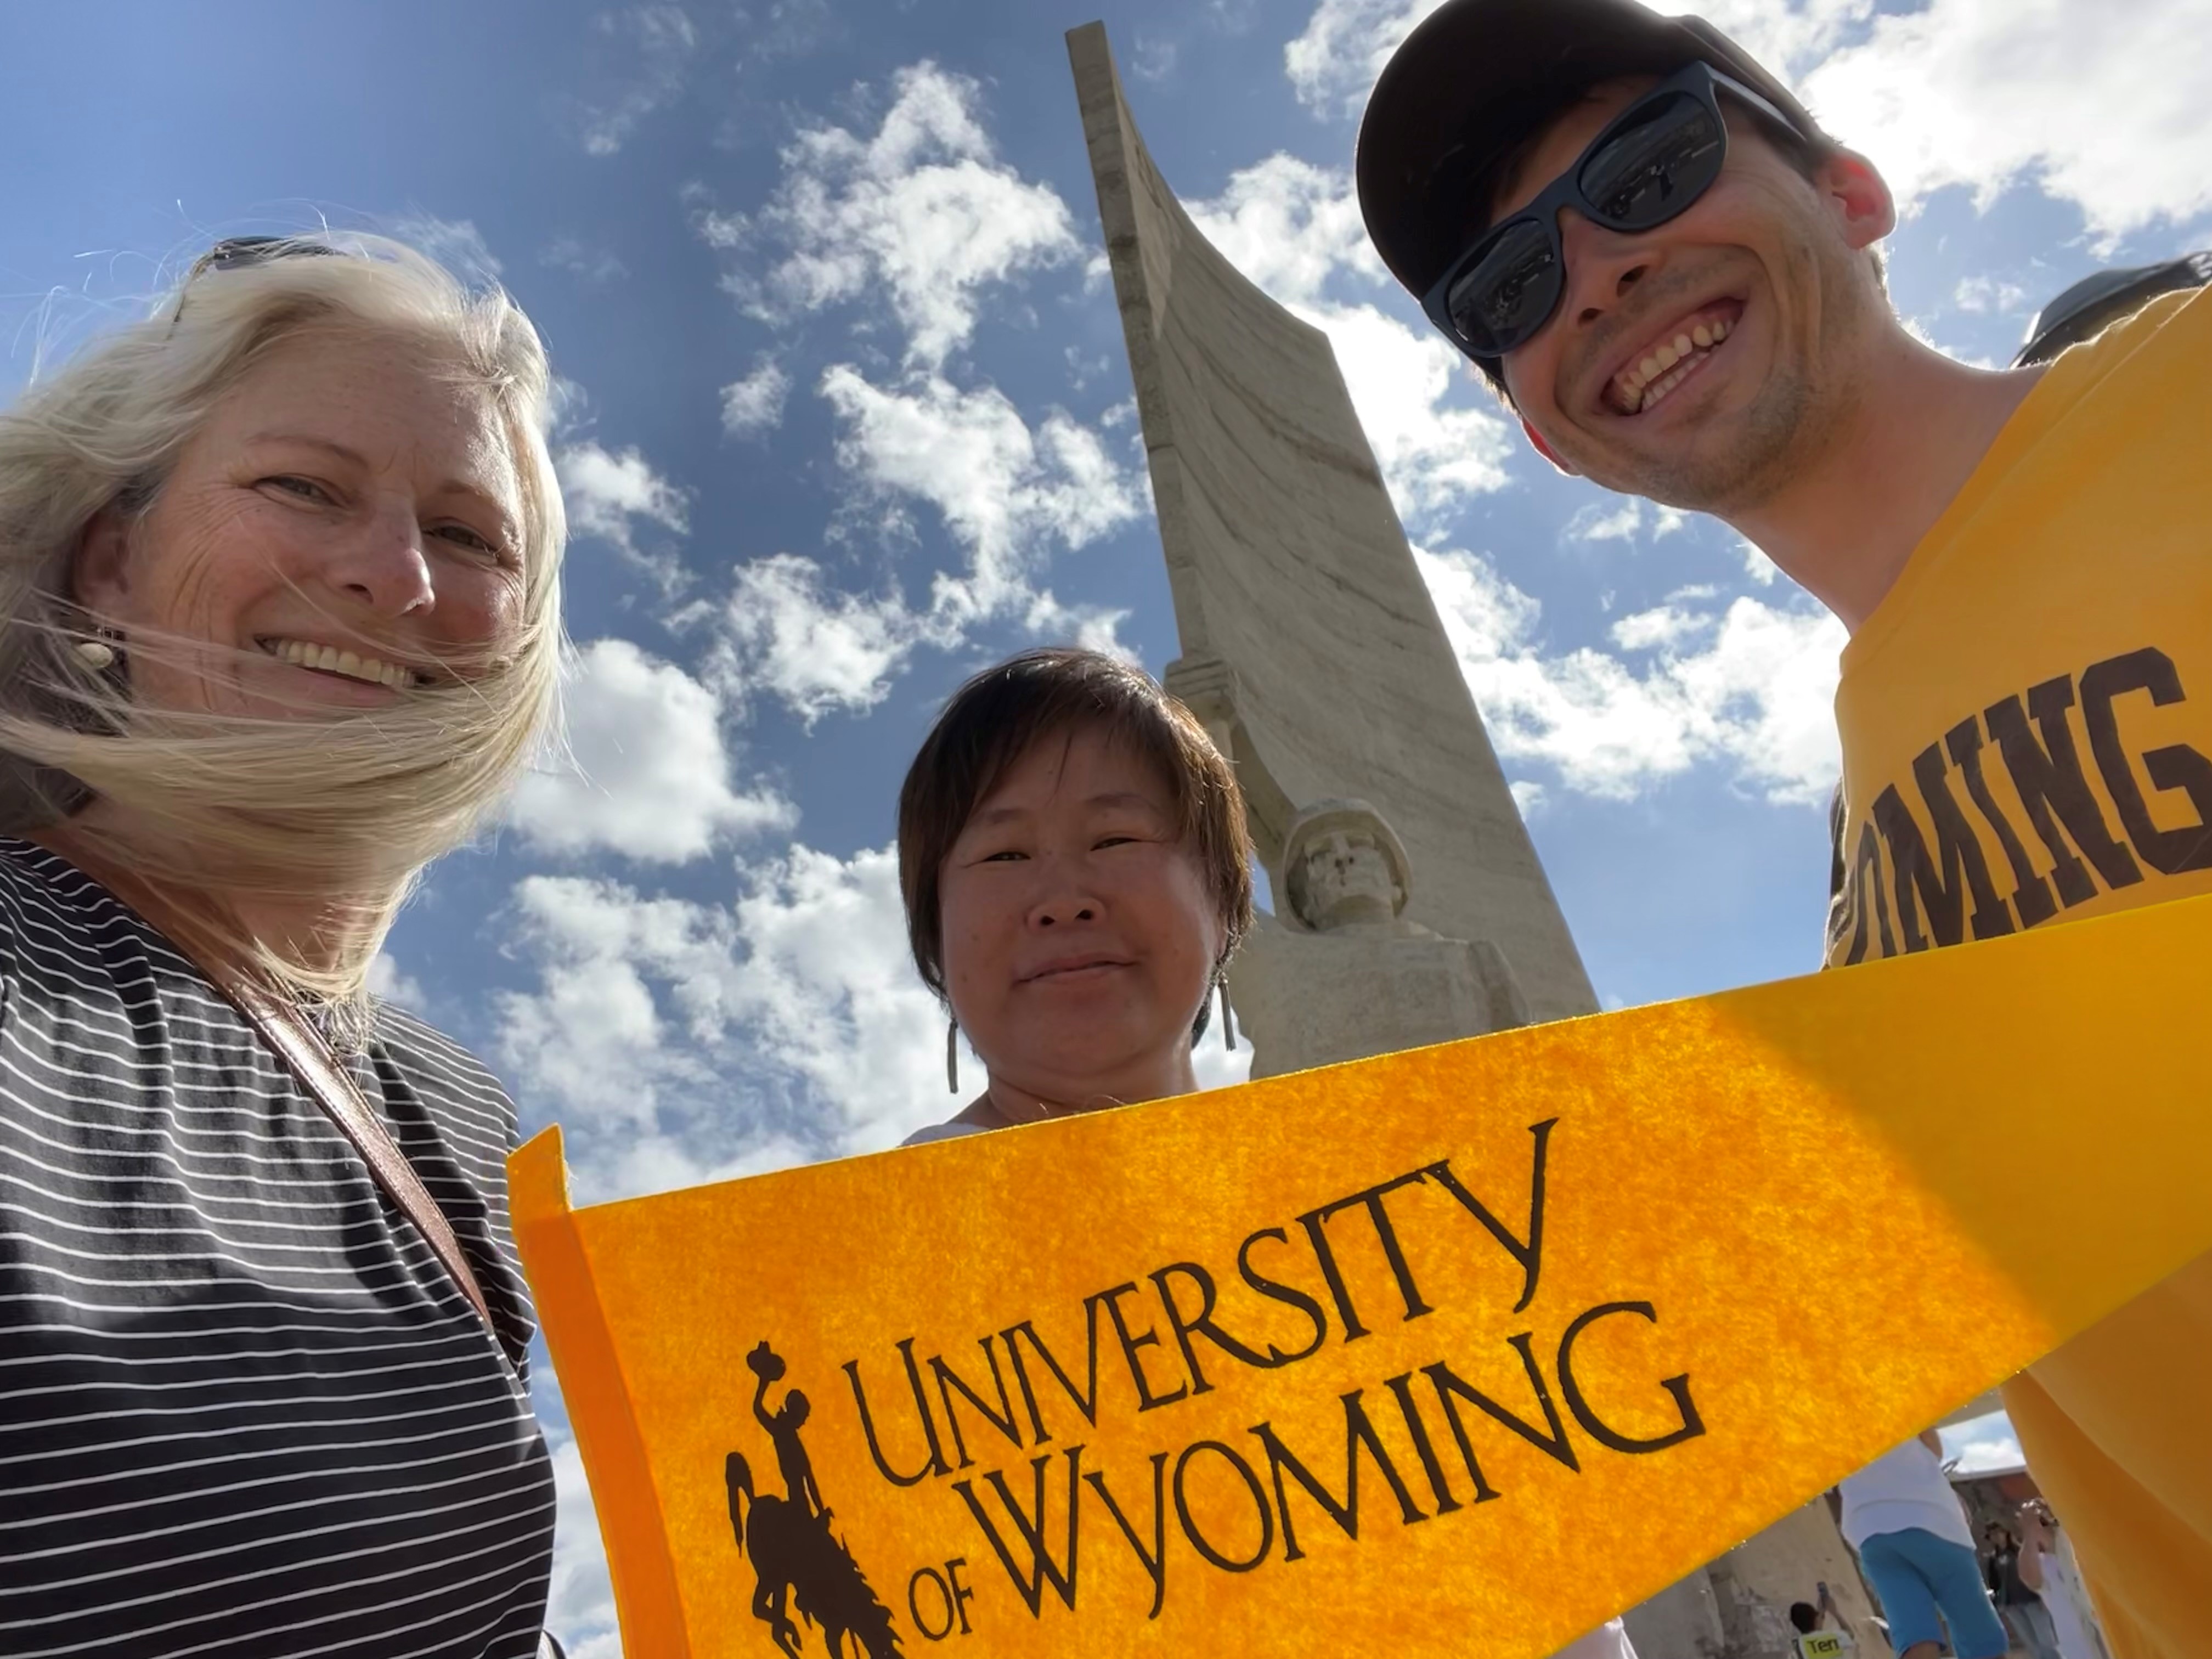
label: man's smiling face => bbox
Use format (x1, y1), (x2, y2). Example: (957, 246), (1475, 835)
(1495, 77), (1893, 514)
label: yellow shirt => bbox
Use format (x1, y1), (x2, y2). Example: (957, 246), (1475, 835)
(1826, 285), (2212, 1656)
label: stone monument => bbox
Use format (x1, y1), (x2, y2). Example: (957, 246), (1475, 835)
(1065, 24), (1904, 1657)
(1064, 20), (1595, 1030)
(1235, 799), (1530, 1077)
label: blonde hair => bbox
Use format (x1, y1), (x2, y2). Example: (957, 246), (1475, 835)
(0, 233), (566, 1011)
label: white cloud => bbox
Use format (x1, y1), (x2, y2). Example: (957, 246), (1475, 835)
(539, 237), (628, 287)
(509, 638), (792, 864)
(724, 844), (964, 1147)
(714, 552), (922, 723)
(820, 365), (1138, 637)
(1301, 302), (1514, 519)
(1951, 274), (2029, 315)
(1737, 535), (1779, 586)
(1608, 604), (1707, 651)
(578, 4), (698, 156)
(1284, 0), (1444, 117)
(1570, 502), (1646, 544)
(719, 357), (792, 438)
(1185, 160), (1514, 523)
(1939, 1408), (2025, 1476)
(707, 374), (1142, 715)
(367, 952), (424, 1010)
(555, 441), (691, 590)
(1192, 1028), (1256, 1094)
(710, 61), (1082, 368)
(1276, 0), (1864, 126)
(1132, 33), (1180, 82)
(683, 56), (1150, 731)
(1565, 499), (1691, 545)
(1185, 153), (1385, 303)
(1667, 0), (1875, 82)
(1802, 0), (2212, 242)
(681, 59), (1148, 724)
(495, 875), (737, 1134)
(541, 1424), (618, 1658)
(388, 215), (503, 281)
(1417, 546), (1846, 803)
(733, 0), (837, 72)
(493, 846), (957, 1203)
(1280, 0), (2212, 245)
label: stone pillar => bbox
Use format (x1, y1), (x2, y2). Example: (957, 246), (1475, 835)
(1068, 20), (1596, 1026)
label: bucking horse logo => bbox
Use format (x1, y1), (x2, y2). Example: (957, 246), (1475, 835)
(725, 1341), (902, 1658)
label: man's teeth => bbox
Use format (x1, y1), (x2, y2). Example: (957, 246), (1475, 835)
(1615, 315), (1733, 414)
(264, 638), (420, 688)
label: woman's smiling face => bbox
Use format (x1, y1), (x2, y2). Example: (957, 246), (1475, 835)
(936, 723), (1224, 1108)
(74, 326), (528, 719)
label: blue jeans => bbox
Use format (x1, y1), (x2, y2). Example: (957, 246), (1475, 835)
(1858, 1527), (2010, 1658)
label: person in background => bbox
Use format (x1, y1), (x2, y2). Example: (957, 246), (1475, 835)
(1988, 1520), (2063, 1659)
(1835, 1432), (2010, 1659)
(1787, 1582), (1858, 1658)
(890, 646), (1638, 1659)
(0, 234), (568, 1657)
(2018, 1502), (2108, 1659)
(2012, 253), (2211, 367)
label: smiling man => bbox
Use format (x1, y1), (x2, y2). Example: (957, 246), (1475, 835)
(1357, 0), (2212, 1652)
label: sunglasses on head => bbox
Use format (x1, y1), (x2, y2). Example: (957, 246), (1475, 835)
(189, 234), (345, 279)
(168, 235), (346, 333)
(1421, 61), (1807, 363)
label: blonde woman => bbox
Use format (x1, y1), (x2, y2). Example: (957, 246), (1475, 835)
(0, 238), (567, 1657)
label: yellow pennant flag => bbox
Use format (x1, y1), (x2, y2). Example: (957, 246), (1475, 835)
(513, 894), (2212, 1659)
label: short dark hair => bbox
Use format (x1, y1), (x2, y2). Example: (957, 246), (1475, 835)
(896, 648), (1255, 1010)
(1466, 75), (1847, 404)
(1788, 1602), (1820, 1635)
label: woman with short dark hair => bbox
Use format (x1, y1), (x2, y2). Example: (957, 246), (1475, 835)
(888, 647), (1638, 1659)
(895, 647), (1252, 1141)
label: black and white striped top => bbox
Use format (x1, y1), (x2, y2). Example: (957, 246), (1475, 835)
(0, 839), (555, 1657)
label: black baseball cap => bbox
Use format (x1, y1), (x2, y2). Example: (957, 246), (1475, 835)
(2013, 252), (2212, 366)
(1357, 0), (1833, 304)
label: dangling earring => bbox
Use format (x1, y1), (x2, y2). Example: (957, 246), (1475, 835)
(73, 626), (123, 672)
(1218, 979), (1237, 1051)
(946, 1017), (960, 1094)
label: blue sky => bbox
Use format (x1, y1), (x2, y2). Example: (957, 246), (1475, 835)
(6, 1), (2208, 1648)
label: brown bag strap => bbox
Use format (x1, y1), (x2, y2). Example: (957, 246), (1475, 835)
(61, 851), (510, 1352)
(221, 975), (500, 1336)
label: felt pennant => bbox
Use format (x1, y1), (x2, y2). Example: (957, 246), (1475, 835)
(512, 893), (2212, 1659)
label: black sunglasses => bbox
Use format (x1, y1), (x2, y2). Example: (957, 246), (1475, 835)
(168, 236), (345, 332)
(191, 234), (345, 279)
(1421, 61), (1805, 362)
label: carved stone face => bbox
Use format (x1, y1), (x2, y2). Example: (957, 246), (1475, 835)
(1296, 831), (1401, 930)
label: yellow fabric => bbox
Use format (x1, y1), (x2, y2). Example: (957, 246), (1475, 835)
(515, 893), (2212, 1659)
(1827, 286), (2212, 1656)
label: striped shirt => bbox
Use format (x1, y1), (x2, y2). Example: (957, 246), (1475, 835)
(0, 839), (555, 1657)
